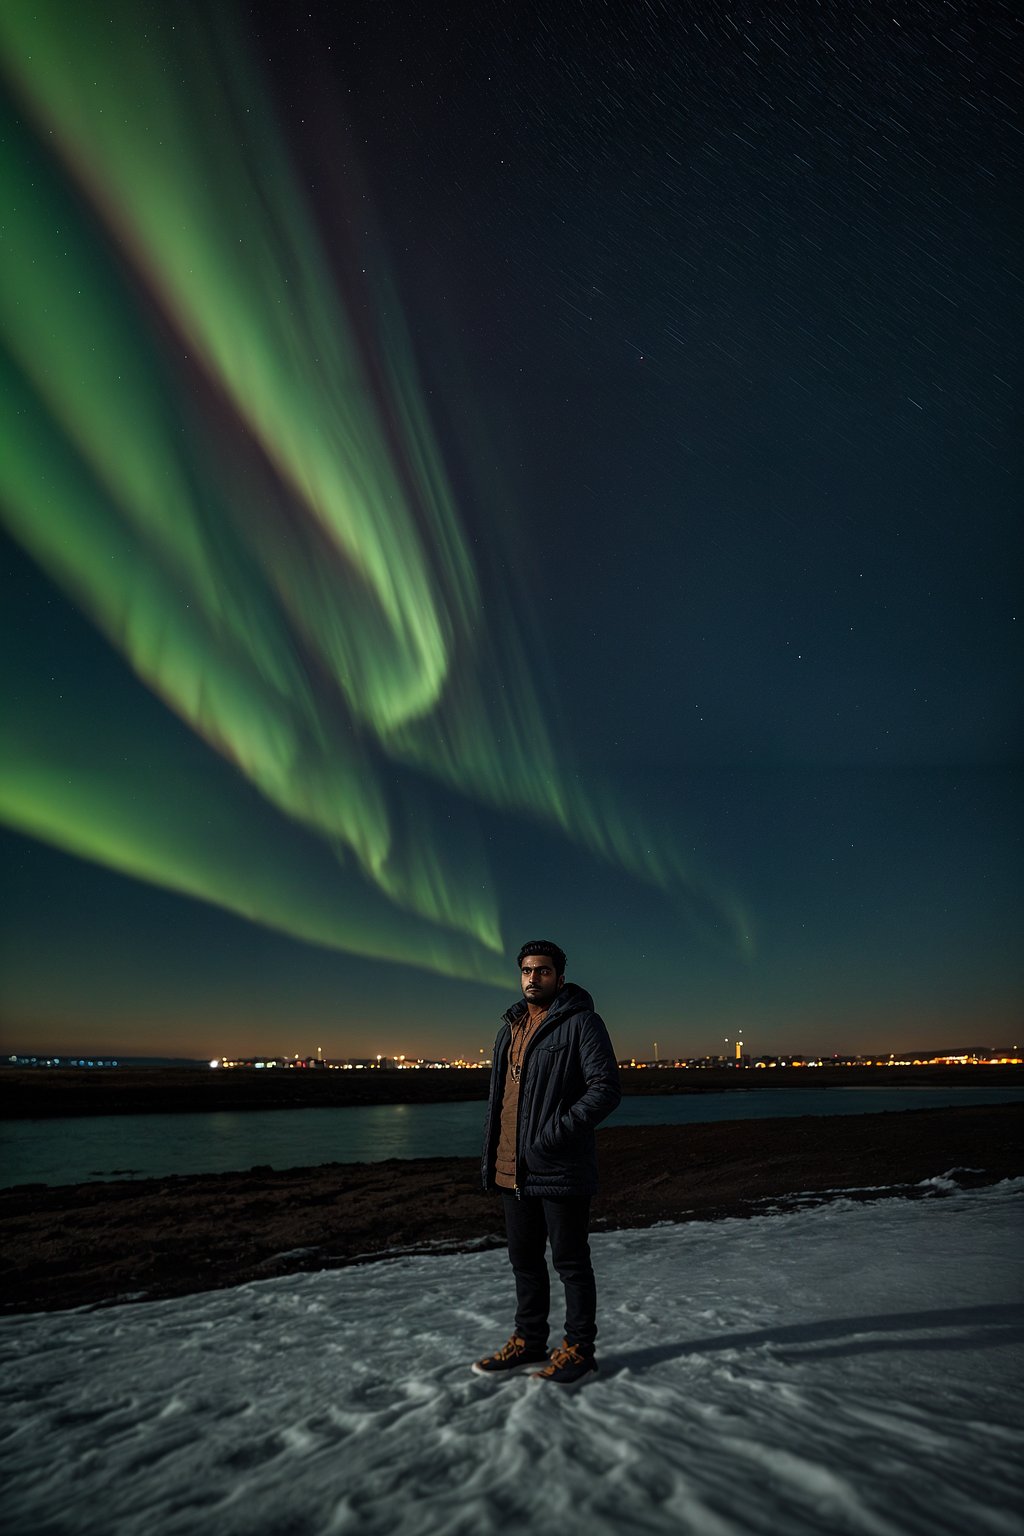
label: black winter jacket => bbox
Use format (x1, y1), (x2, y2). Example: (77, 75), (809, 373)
(480, 983), (621, 1197)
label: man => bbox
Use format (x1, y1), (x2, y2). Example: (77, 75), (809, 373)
(473, 940), (621, 1386)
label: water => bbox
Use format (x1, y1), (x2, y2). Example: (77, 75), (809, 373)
(1, 1084), (1021, 1189)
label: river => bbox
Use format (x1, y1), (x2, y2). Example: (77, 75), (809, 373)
(2, 1084), (1021, 1188)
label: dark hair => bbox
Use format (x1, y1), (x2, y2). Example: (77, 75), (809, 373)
(516, 940), (567, 977)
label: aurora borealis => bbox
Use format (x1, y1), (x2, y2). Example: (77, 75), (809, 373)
(1, 1), (1020, 1060)
(0, 1), (739, 985)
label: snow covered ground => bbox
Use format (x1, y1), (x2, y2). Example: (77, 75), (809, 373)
(2, 1177), (1021, 1536)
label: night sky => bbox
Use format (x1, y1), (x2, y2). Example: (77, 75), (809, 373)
(1, 0), (1020, 1062)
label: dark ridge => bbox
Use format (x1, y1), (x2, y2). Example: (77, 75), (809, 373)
(2, 1064), (1021, 1120)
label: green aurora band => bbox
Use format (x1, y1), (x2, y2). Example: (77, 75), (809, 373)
(0, 0), (751, 981)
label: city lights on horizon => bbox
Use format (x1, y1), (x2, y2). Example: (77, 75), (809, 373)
(201, 1045), (1023, 1073)
(6, 1043), (1021, 1072)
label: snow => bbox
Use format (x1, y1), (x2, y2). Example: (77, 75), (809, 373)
(1, 1178), (1021, 1536)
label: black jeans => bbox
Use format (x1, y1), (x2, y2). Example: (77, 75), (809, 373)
(500, 1190), (597, 1351)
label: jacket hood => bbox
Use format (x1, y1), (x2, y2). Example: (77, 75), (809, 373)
(501, 981), (595, 1028)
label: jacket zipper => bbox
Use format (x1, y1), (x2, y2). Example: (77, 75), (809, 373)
(514, 1076), (524, 1198)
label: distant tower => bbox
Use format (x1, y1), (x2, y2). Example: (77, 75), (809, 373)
(317, 1045), (323, 1061)
(736, 1039), (743, 1062)
(654, 1041), (659, 1064)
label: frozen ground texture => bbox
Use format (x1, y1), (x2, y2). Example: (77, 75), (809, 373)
(1, 1178), (1021, 1536)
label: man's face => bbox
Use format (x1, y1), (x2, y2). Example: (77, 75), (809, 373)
(520, 953), (562, 1007)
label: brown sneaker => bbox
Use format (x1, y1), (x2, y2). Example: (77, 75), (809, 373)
(471, 1334), (549, 1376)
(530, 1338), (598, 1386)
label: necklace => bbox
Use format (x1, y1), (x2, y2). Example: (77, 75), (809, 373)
(509, 1010), (545, 1083)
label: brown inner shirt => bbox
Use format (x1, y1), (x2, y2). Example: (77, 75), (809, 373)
(494, 1007), (549, 1189)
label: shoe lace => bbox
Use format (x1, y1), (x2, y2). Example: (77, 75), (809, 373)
(496, 1335), (527, 1361)
(548, 1341), (584, 1369)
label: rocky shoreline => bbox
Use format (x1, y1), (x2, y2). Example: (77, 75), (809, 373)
(1, 1102), (1019, 1317)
